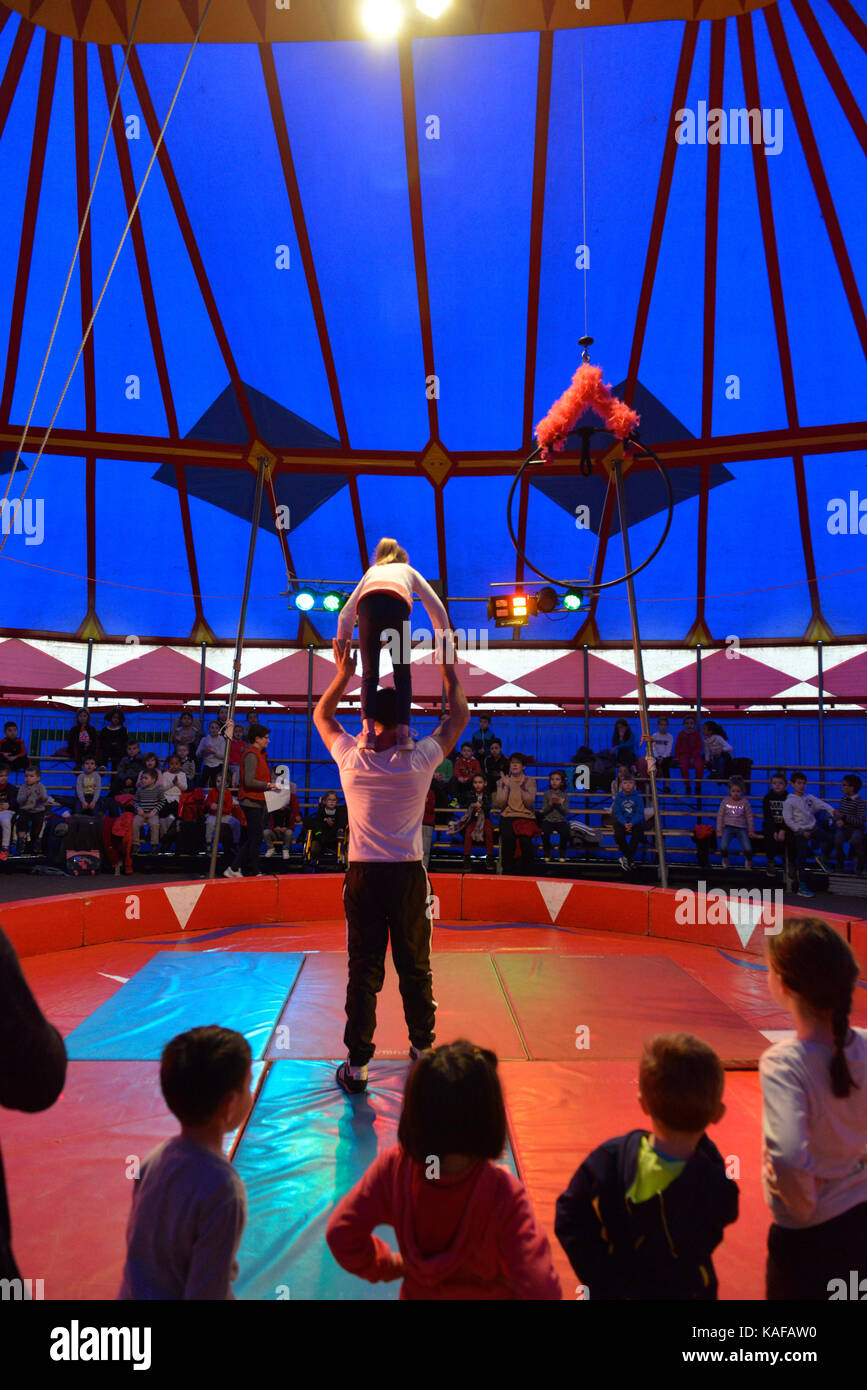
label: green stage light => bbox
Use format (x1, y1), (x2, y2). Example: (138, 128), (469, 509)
(563, 589), (583, 611)
(323, 591), (347, 612)
(295, 589), (315, 611)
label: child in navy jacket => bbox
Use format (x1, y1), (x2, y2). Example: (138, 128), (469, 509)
(611, 774), (645, 870)
(555, 1033), (738, 1300)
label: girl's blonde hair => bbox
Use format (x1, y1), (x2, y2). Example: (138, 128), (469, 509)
(374, 537), (408, 566)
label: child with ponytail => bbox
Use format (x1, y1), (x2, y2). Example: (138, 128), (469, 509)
(336, 539), (450, 751)
(761, 917), (867, 1300)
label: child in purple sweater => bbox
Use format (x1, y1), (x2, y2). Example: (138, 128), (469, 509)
(715, 778), (754, 868)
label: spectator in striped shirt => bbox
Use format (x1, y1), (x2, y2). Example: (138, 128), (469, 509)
(133, 771), (170, 852)
(833, 775), (866, 874)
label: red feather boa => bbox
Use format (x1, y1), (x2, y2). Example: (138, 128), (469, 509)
(534, 363), (640, 461)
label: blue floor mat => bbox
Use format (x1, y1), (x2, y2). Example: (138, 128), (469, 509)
(63, 952), (305, 1060)
(231, 1059), (518, 1300)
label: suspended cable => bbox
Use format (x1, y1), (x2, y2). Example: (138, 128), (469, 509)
(0, 0), (145, 516)
(0, 0), (214, 557)
(0, 542), (862, 608)
(579, 31), (587, 339)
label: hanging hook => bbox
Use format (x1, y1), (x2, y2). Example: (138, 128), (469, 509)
(578, 334), (594, 364)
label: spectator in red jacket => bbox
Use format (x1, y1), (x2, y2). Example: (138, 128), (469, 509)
(675, 715), (705, 797)
(326, 1040), (562, 1300)
(453, 742), (482, 807)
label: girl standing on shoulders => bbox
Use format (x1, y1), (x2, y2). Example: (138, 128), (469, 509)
(336, 539), (449, 752)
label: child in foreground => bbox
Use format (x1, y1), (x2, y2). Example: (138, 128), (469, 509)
(761, 918), (867, 1300)
(118, 1025), (251, 1300)
(555, 1033), (738, 1299)
(326, 1040), (562, 1299)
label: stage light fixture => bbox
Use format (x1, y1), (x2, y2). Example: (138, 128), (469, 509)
(563, 589), (583, 611)
(361, 0), (404, 38)
(536, 586), (559, 614)
(295, 589), (315, 611)
(487, 593), (536, 628)
(323, 591), (347, 613)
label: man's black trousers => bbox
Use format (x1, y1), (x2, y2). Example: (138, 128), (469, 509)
(343, 860), (435, 1066)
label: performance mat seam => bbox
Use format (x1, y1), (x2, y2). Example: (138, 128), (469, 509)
(228, 955), (312, 1160)
(488, 954), (532, 1063)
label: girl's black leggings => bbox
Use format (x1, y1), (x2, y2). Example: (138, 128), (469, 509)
(357, 591), (412, 725)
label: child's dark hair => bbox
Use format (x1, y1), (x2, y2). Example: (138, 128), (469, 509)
(160, 1025), (252, 1125)
(507, 752), (527, 768)
(549, 768), (567, 788)
(843, 773), (863, 793)
(398, 1040), (507, 1165)
(766, 918), (860, 1098)
(791, 770), (806, 782)
(248, 723), (270, 742)
(639, 1034), (725, 1132)
(372, 688), (398, 729)
(771, 769), (787, 782)
(4, 721), (14, 730)
(727, 777), (744, 791)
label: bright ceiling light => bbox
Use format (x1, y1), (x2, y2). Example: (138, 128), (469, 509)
(361, 0), (405, 39)
(416, 0), (451, 17)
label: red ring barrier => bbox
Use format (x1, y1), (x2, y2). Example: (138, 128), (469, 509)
(0, 873), (857, 971)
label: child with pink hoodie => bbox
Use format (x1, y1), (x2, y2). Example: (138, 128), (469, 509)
(325, 1040), (561, 1300)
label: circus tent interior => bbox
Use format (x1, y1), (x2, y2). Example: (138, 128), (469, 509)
(0, 0), (866, 1335)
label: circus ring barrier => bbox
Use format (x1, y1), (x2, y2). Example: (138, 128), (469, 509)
(3, 873), (862, 969)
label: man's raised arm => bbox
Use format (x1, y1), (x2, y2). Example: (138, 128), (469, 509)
(430, 656), (469, 756)
(314, 642), (357, 754)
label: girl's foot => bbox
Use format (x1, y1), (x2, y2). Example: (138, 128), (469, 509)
(395, 723), (414, 750)
(356, 727), (377, 750)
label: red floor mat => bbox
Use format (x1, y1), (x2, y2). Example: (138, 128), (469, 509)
(500, 1061), (769, 1301)
(270, 951), (527, 1060)
(494, 954), (769, 1065)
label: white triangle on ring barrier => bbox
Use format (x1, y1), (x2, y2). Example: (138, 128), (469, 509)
(536, 879), (573, 924)
(164, 883), (207, 931)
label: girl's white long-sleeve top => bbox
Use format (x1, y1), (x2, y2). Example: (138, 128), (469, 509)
(336, 563), (449, 641)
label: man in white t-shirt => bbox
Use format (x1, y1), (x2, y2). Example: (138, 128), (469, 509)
(314, 640), (468, 1095)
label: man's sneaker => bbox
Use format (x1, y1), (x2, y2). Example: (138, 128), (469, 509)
(223, 866), (242, 879)
(721, 857), (729, 869)
(797, 882), (815, 898)
(264, 847), (275, 859)
(618, 855), (629, 871)
(336, 1060), (368, 1094)
(282, 847), (290, 860)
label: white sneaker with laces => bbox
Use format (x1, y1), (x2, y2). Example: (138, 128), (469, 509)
(223, 866), (242, 878)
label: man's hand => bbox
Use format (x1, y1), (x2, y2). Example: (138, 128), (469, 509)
(332, 638), (356, 681)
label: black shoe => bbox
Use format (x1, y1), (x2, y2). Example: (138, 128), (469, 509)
(335, 1060), (367, 1094)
